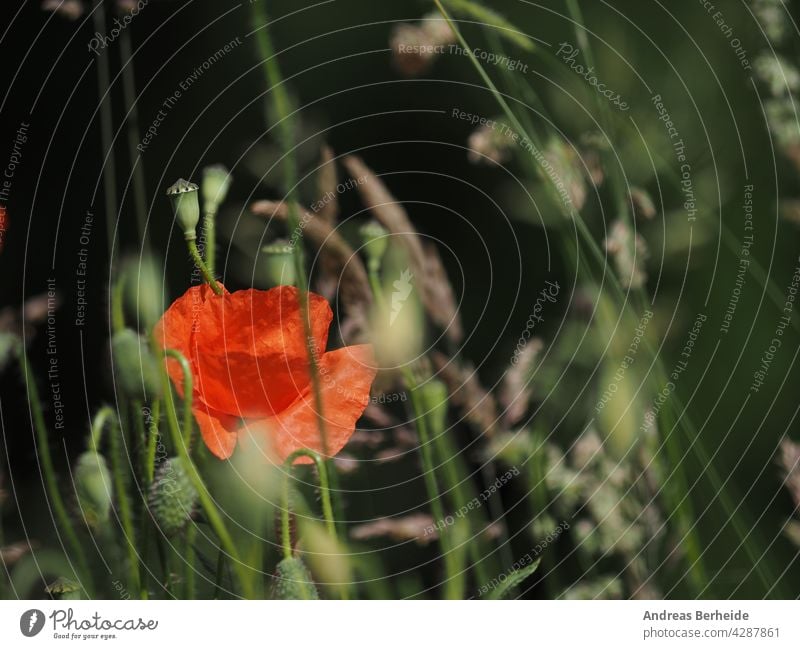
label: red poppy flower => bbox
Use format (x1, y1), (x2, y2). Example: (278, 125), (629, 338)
(154, 284), (377, 463)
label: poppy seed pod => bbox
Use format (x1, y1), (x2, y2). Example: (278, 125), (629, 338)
(201, 164), (231, 213)
(166, 178), (200, 240)
(111, 329), (162, 400)
(261, 240), (296, 287)
(74, 451), (113, 528)
(359, 220), (389, 271)
(272, 557), (319, 600)
(419, 378), (449, 433)
(148, 456), (198, 535)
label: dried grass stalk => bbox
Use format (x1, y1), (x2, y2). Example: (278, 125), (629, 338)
(342, 155), (463, 343)
(315, 145), (339, 225)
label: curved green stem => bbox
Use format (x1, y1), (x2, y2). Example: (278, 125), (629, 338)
(282, 448), (347, 598)
(187, 238), (222, 295)
(280, 471), (292, 561)
(94, 405), (141, 595)
(164, 349), (194, 452)
(283, 449), (337, 540)
(18, 346), (92, 591)
(157, 346), (254, 598)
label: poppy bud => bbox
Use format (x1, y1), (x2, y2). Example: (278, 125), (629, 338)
(111, 329), (162, 400)
(201, 164), (231, 213)
(418, 378), (449, 433)
(0, 332), (20, 373)
(166, 178), (200, 240)
(359, 220), (388, 271)
(261, 240), (296, 287)
(46, 577), (83, 600)
(121, 254), (165, 332)
(148, 456), (198, 535)
(74, 451), (113, 528)
(271, 557), (319, 600)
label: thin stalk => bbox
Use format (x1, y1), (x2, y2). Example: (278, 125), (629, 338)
(119, 25), (150, 253)
(94, 406), (141, 595)
(404, 374), (461, 598)
(187, 239), (222, 296)
(203, 208), (217, 278)
(366, 266), (460, 595)
(157, 346), (254, 598)
(18, 347), (92, 589)
(145, 399), (161, 485)
(282, 448), (348, 598)
(429, 429), (492, 588)
(185, 524), (197, 599)
(250, 2), (347, 535)
(212, 549), (225, 599)
(164, 350), (194, 451)
(92, 0), (118, 257)
(111, 273), (126, 335)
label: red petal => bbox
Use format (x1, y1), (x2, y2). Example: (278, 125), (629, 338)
(257, 344), (377, 463)
(153, 284), (221, 398)
(192, 286), (333, 418)
(192, 400), (240, 459)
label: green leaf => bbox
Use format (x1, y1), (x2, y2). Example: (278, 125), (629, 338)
(486, 558), (541, 599)
(440, 0), (535, 52)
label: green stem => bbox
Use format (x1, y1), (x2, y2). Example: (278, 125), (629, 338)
(281, 448), (348, 598)
(94, 406), (141, 595)
(283, 449), (337, 540)
(18, 347), (92, 590)
(404, 373), (460, 598)
(367, 265), (459, 594)
(187, 239), (222, 295)
(185, 524), (197, 599)
(204, 209), (216, 278)
(164, 350), (194, 451)
(250, 0), (331, 460)
(213, 549), (225, 599)
(119, 24), (150, 254)
(157, 346), (254, 598)
(280, 469), (292, 561)
(111, 271), (126, 335)
(145, 399), (161, 485)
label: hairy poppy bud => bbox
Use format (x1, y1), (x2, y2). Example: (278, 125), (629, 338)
(111, 329), (162, 400)
(148, 456), (198, 535)
(272, 557), (319, 600)
(201, 164), (231, 214)
(419, 378), (449, 433)
(359, 221), (389, 272)
(166, 178), (200, 240)
(261, 240), (296, 287)
(74, 451), (113, 527)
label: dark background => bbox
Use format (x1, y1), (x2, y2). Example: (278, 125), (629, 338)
(1, 0), (799, 597)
